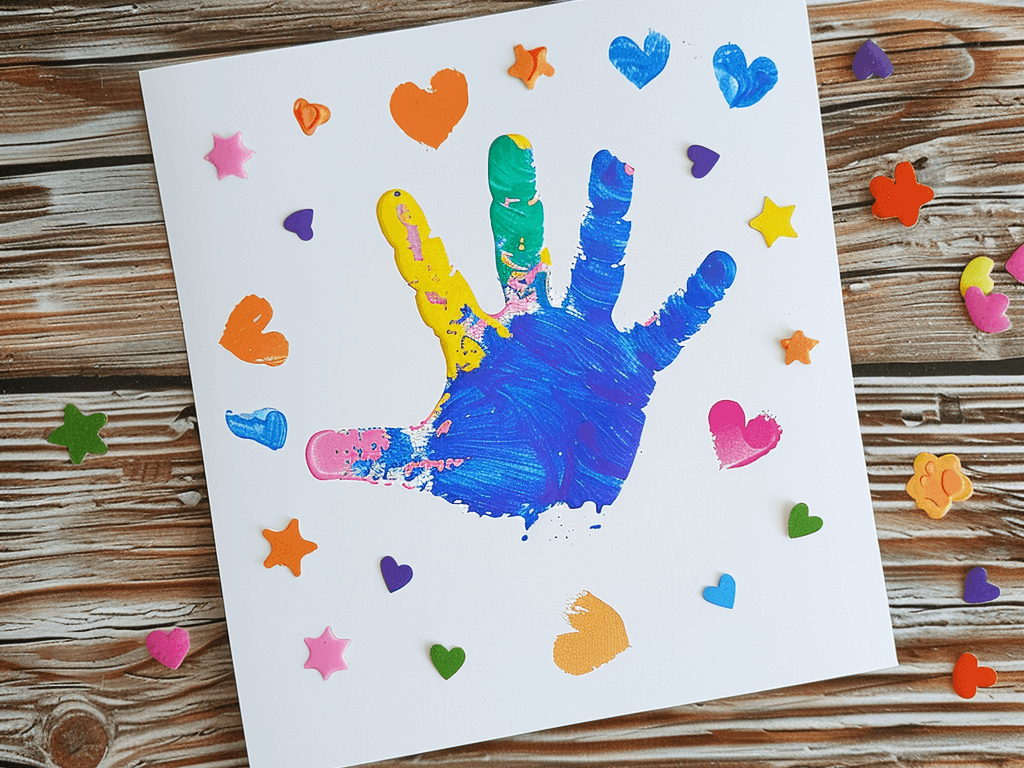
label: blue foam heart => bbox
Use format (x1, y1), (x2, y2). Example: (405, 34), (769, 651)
(702, 573), (736, 609)
(609, 29), (671, 89)
(225, 407), (288, 450)
(713, 44), (778, 108)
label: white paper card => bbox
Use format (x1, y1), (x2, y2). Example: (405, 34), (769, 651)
(140, 1), (896, 766)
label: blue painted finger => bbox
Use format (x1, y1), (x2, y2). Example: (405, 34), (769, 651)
(629, 250), (736, 371)
(566, 149), (633, 319)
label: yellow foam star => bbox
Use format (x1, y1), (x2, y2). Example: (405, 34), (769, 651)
(749, 197), (798, 247)
(780, 330), (819, 365)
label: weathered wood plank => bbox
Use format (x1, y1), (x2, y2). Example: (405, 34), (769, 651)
(0, 1), (557, 67)
(2, 1), (1024, 376)
(1, 379), (1021, 768)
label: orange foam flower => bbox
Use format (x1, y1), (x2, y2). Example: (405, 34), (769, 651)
(906, 452), (973, 519)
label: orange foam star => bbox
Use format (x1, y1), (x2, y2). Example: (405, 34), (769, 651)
(780, 330), (818, 365)
(508, 44), (555, 90)
(869, 161), (934, 227)
(263, 518), (318, 576)
(905, 452), (973, 519)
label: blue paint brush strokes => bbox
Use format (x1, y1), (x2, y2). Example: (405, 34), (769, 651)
(226, 408), (288, 450)
(609, 30), (671, 89)
(309, 142), (735, 530)
(713, 43), (778, 108)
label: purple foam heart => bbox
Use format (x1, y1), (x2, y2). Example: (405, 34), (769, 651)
(852, 40), (893, 80)
(963, 566), (1000, 604)
(284, 208), (314, 241)
(380, 555), (413, 593)
(687, 144), (720, 179)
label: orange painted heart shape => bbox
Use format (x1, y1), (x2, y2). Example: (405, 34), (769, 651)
(389, 69), (469, 149)
(293, 98), (331, 135)
(952, 652), (997, 699)
(219, 294), (289, 366)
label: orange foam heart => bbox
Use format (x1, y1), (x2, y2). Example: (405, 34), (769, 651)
(219, 294), (289, 366)
(389, 69), (469, 149)
(294, 98), (331, 136)
(952, 652), (997, 699)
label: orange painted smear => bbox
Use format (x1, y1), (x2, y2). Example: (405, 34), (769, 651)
(389, 69), (469, 149)
(553, 591), (629, 676)
(219, 294), (289, 367)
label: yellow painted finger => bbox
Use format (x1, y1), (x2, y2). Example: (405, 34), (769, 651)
(377, 190), (508, 378)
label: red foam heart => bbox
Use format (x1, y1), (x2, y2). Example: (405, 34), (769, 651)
(952, 652), (997, 699)
(708, 400), (782, 469)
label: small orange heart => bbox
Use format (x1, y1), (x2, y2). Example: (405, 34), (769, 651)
(219, 294), (289, 366)
(952, 652), (997, 699)
(293, 98), (331, 136)
(389, 69), (469, 149)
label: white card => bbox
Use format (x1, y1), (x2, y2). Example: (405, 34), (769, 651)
(141, 1), (896, 766)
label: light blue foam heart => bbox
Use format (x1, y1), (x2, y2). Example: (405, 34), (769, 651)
(609, 29), (671, 89)
(225, 407), (288, 450)
(713, 44), (778, 108)
(702, 573), (736, 609)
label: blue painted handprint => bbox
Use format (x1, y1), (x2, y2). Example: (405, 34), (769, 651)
(306, 135), (736, 528)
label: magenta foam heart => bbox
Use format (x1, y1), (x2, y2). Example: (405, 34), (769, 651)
(708, 400), (782, 469)
(852, 40), (893, 80)
(146, 627), (190, 669)
(963, 566), (1000, 604)
(964, 285), (1010, 334)
(687, 144), (720, 179)
(380, 555), (413, 593)
(283, 208), (314, 241)
(1006, 243), (1024, 283)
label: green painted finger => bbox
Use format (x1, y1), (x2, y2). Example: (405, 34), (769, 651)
(488, 134), (549, 295)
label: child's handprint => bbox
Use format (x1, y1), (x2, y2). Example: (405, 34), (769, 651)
(306, 134), (736, 528)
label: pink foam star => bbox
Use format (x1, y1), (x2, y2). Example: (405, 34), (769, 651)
(204, 132), (255, 180)
(303, 626), (350, 680)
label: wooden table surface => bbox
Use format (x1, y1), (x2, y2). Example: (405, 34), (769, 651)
(2, 1), (1022, 767)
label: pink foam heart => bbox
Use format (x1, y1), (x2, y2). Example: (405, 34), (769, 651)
(964, 285), (1010, 334)
(146, 627), (190, 669)
(708, 400), (782, 469)
(1006, 243), (1024, 284)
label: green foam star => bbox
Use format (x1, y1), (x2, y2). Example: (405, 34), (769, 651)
(47, 404), (108, 464)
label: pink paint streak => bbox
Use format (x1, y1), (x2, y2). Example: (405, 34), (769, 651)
(397, 204), (424, 261)
(425, 291), (447, 305)
(403, 457), (465, 476)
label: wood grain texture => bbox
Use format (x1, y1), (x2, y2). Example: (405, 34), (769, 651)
(2, 0), (1024, 376)
(1, 381), (1021, 768)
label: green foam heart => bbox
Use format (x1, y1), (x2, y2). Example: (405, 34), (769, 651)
(430, 644), (465, 680)
(788, 503), (823, 538)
